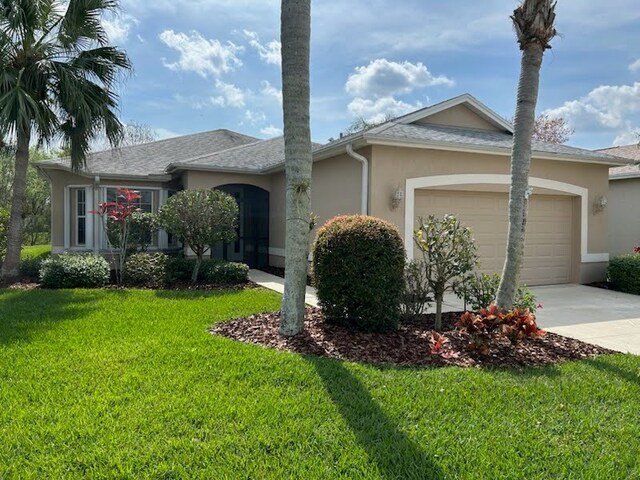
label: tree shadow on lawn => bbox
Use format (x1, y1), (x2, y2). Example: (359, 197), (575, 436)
(309, 356), (444, 479)
(0, 289), (101, 345)
(153, 287), (250, 300)
(585, 356), (640, 387)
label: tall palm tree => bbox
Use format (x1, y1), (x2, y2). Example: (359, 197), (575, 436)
(0, 0), (131, 279)
(279, 0), (312, 336)
(496, 0), (557, 309)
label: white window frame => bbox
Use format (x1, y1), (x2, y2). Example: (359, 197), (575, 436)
(64, 185), (93, 250)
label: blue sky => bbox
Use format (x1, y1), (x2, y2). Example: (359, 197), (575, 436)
(104, 0), (640, 149)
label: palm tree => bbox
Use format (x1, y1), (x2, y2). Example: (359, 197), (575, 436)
(279, 0), (312, 336)
(0, 0), (131, 279)
(496, 0), (557, 309)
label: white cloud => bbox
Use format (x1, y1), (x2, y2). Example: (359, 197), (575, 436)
(260, 125), (283, 137)
(102, 14), (137, 44)
(345, 59), (454, 98)
(260, 80), (283, 103)
(243, 110), (267, 124)
(613, 128), (640, 146)
(629, 59), (640, 73)
(545, 82), (640, 132)
(243, 30), (281, 66)
(347, 96), (423, 123)
(211, 80), (246, 108)
(159, 30), (243, 78)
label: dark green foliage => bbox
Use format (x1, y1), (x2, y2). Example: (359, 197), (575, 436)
(106, 211), (159, 253)
(19, 248), (51, 281)
(201, 260), (249, 285)
(39, 253), (109, 289)
(124, 252), (168, 288)
(608, 255), (640, 294)
(166, 257), (248, 285)
(455, 272), (540, 313)
(312, 215), (406, 332)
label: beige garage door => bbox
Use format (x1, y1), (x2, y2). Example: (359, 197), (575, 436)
(414, 190), (573, 285)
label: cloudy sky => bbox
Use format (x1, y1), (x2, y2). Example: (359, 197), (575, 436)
(106, 0), (640, 149)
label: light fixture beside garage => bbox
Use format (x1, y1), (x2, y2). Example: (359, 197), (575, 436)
(594, 195), (608, 214)
(391, 189), (404, 210)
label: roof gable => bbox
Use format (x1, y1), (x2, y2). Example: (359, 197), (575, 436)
(395, 94), (514, 133)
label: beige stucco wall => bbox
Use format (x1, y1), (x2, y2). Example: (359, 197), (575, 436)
(413, 104), (502, 132)
(609, 178), (640, 256)
(268, 152), (364, 256)
(368, 145), (611, 283)
(182, 170), (271, 192)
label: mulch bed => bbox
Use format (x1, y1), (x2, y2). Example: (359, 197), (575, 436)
(212, 308), (616, 369)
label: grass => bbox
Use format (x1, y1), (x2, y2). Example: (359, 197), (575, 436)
(21, 244), (51, 259)
(0, 288), (639, 479)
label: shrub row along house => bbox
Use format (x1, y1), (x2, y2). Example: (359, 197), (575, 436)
(38, 94), (631, 285)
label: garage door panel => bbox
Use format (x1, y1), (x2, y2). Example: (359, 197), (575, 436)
(415, 190), (573, 285)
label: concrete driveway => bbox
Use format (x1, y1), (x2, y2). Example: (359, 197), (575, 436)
(444, 284), (640, 355)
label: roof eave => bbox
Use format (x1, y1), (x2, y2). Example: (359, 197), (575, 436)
(168, 163), (265, 175)
(36, 163), (173, 181)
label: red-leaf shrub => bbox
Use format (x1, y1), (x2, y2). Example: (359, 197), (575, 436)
(456, 304), (545, 354)
(634, 245), (640, 254)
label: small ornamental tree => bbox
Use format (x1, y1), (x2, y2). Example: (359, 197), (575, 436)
(414, 215), (478, 330)
(158, 189), (239, 282)
(91, 188), (142, 284)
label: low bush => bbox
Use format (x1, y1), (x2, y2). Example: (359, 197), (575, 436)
(0, 207), (9, 263)
(455, 272), (540, 313)
(19, 252), (51, 281)
(201, 260), (249, 285)
(124, 252), (168, 288)
(166, 256), (248, 285)
(312, 215), (405, 332)
(456, 304), (545, 354)
(39, 253), (110, 289)
(608, 255), (640, 295)
(401, 259), (431, 320)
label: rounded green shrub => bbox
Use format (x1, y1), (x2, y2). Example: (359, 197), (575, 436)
(166, 256), (195, 282)
(124, 252), (168, 288)
(608, 255), (640, 294)
(19, 252), (52, 281)
(39, 253), (110, 289)
(201, 260), (249, 285)
(312, 215), (406, 332)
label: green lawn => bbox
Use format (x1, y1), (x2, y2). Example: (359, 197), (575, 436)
(1, 288), (639, 479)
(20, 244), (51, 259)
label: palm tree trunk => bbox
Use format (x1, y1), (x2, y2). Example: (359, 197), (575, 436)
(1, 127), (31, 281)
(496, 44), (544, 309)
(280, 0), (312, 336)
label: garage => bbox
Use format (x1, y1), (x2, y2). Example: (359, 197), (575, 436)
(414, 190), (574, 285)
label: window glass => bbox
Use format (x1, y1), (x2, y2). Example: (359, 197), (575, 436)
(106, 188), (153, 212)
(76, 189), (86, 245)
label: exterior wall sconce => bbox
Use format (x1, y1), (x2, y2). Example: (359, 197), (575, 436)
(594, 195), (607, 213)
(391, 189), (404, 210)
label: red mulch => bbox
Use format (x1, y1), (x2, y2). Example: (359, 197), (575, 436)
(211, 308), (616, 369)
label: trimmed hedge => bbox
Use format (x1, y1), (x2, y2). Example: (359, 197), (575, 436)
(124, 252), (168, 288)
(608, 255), (640, 294)
(19, 252), (52, 281)
(166, 257), (249, 285)
(312, 215), (406, 332)
(39, 253), (110, 289)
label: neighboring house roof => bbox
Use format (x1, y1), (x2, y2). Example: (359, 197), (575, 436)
(37, 129), (259, 179)
(37, 94), (630, 179)
(598, 144), (640, 180)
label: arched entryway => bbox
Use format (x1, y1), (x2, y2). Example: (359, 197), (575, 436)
(211, 184), (269, 268)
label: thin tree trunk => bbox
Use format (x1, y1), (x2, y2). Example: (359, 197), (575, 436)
(496, 44), (544, 309)
(192, 252), (202, 283)
(280, 0), (312, 336)
(435, 291), (444, 331)
(1, 127), (31, 280)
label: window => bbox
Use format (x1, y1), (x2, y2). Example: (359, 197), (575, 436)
(106, 188), (153, 212)
(76, 189), (86, 246)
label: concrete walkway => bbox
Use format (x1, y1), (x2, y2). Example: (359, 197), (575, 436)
(250, 270), (639, 355)
(249, 269), (318, 307)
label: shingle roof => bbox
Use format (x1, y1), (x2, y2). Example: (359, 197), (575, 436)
(598, 144), (640, 179)
(38, 129), (259, 177)
(319, 121), (628, 165)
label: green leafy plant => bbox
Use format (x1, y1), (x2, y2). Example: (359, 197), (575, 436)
(413, 215), (478, 330)
(608, 255), (640, 295)
(107, 211), (158, 254)
(401, 259), (431, 321)
(312, 215), (406, 332)
(19, 251), (51, 281)
(158, 190), (239, 283)
(0, 207), (9, 263)
(39, 254), (110, 289)
(456, 304), (545, 354)
(455, 272), (540, 313)
(200, 260), (249, 285)
(124, 253), (168, 288)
